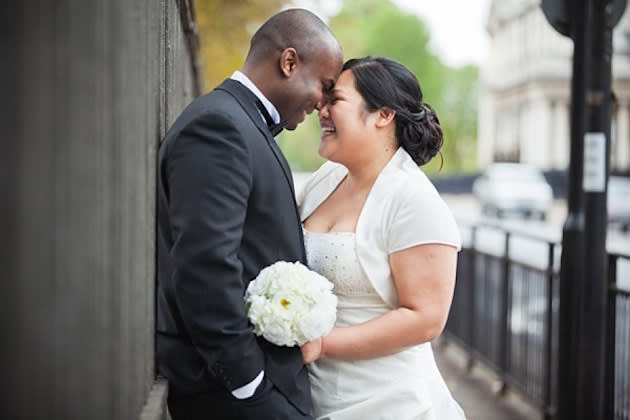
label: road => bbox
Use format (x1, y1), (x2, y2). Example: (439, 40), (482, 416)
(441, 193), (629, 289)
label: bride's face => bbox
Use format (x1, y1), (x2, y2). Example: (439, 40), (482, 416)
(317, 70), (379, 165)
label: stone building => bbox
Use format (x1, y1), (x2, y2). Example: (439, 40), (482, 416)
(478, 0), (630, 174)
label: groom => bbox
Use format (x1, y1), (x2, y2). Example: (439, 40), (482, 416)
(156, 8), (343, 420)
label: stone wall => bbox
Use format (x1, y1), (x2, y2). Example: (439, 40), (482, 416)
(0, 1), (199, 418)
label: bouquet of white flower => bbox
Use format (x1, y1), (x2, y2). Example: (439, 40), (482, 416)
(244, 261), (337, 347)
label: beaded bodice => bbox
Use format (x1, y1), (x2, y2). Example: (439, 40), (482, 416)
(303, 229), (377, 296)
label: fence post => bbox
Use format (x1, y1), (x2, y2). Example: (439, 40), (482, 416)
(466, 226), (478, 372)
(497, 231), (511, 394)
(604, 254), (617, 419)
(544, 243), (556, 420)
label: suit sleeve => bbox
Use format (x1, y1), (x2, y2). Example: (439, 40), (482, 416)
(166, 112), (265, 391)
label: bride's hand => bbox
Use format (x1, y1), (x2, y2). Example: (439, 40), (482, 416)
(301, 337), (323, 364)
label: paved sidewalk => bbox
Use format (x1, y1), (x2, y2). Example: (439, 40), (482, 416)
(432, 339), (541, 420)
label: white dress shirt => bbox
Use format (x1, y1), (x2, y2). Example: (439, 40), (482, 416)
(231, 70), (281, 129)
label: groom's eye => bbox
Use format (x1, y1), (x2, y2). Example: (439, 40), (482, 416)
(323, 81), (335, 96)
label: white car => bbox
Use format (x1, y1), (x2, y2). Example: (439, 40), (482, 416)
(473, 163), (554, 220)
(608, 176), (630, 232)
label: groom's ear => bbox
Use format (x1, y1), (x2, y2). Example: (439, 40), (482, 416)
(375, 107), (396, 128)
(279, 48), (299, 78)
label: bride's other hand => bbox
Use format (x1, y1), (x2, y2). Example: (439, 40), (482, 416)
(301, 337), (324, 364)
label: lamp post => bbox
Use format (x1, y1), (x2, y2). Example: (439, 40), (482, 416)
(542, 0), (625, 418)
(542, 1), (589, 417)
(577, 1), (619, 418)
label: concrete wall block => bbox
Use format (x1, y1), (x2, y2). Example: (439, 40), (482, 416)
(1, 0), (195, 418)
(138, 379), (169, 420)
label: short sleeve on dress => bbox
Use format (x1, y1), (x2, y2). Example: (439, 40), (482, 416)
(386, 176), (462, 254)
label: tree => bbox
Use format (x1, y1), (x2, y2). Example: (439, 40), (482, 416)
(434, 65), (479, 173)
(194, 0), (285, 90)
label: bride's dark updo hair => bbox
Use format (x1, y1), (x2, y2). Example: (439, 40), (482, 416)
(342, 57), (443, 166)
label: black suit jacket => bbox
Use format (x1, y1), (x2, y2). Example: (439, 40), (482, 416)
(156, 79), (310, 414)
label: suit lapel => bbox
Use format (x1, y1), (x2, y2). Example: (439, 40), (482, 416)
(217, 79), (296, 197)
(216, 79), (306, 263)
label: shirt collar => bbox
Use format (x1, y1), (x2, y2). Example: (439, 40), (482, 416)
(231, 71), (281, 125)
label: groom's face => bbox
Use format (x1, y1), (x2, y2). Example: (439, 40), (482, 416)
(279, 49), (343, 130)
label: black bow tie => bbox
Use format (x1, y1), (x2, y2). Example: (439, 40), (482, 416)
(254, 98), (286, 136)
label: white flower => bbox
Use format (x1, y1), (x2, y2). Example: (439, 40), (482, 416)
(244, 261), (337, 347)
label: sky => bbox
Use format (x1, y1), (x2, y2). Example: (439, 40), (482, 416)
(393, 0), (491, 67)
(289, 0), (491, 68)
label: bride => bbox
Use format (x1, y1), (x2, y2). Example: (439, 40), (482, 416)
(298, 56), (466, 419)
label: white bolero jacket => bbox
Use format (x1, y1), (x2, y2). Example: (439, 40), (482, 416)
(297, 147), (461, 308)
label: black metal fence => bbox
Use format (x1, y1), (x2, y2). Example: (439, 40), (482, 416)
(607, 253), (630, 420)
(444, 220), (629, 420)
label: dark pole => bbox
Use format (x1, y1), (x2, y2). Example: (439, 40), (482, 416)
(557, 1), (589, 419)
(576, 0), (614, 418)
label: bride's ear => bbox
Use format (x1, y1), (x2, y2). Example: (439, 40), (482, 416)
(374, 107), (396, 128)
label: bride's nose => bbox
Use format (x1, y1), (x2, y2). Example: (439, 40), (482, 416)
(318, 103), (330, 120)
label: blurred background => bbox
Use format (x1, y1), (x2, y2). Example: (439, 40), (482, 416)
(194, 0), (630, 229)
(2, 1), (629, 419)
(195, 0), (482, 175)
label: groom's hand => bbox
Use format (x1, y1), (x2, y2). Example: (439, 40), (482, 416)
(300, 337), (323, 364)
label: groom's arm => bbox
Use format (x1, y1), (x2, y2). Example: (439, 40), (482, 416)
(166, 112), (265, 396)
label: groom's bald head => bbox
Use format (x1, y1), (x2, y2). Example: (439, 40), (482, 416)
(241, 9), (343, 131)
(246, 8), (341, 65)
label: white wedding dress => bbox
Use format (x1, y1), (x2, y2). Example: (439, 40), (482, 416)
(304, 229), (466, 420)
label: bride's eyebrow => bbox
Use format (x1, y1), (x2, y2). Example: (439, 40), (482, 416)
(325, 88), (340, 99)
